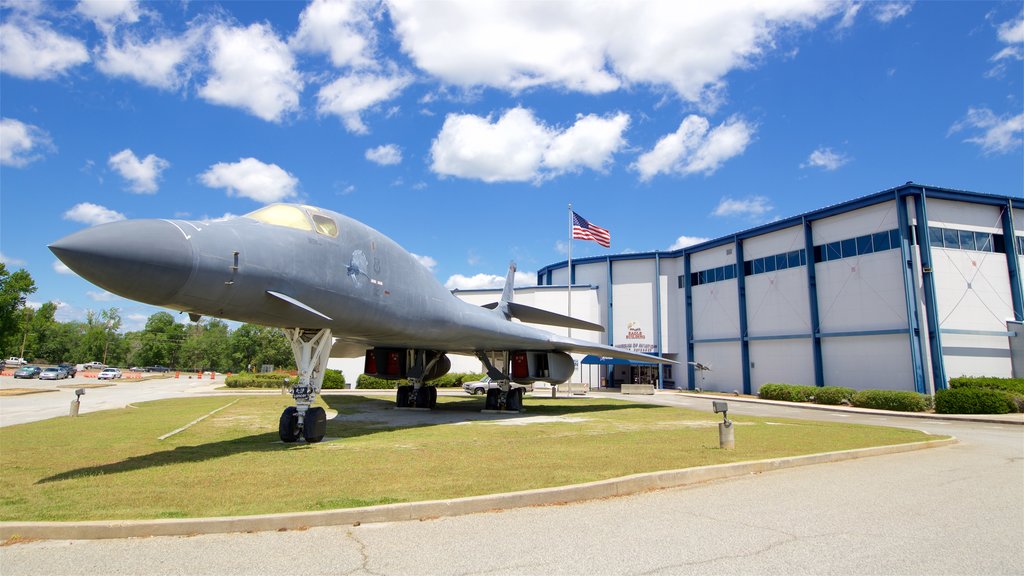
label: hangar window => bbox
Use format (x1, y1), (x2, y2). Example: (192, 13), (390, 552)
(873, 231), (891, 252)
(690, 263), (738, 286)
(813, 228), (901, 263)
(244, 204), (312, 232)
(929, 226), (1004, 254)
(856, 235), (873, 255)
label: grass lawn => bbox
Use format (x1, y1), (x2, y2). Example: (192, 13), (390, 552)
(0, 394), (941, 521)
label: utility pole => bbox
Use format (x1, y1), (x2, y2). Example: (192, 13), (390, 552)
(18, 298), (29, 359)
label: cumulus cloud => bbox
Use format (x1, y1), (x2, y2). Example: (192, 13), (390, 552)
(872, 2), (913, 24)
(411, 253), (437, 271)
(949, 108), (1024, 155)
(199, 23), (303, 123)
(87, 290), (117, 302)
(108, 149), (170, 193)
(365, 144), (403, 165)
(634, 115), (754, 181)
(97, 28), (204, 91)
(388, 1), (835, 106)
(63, 202), (127, 226)
(0, 252), (26, 266)
(669, 235), (710, 250)
(0, 118), (54, 167)
(53, 261), (75, 275)
(290, 0), (377, 68)
(0, 16), (89, 79)
(444, 271), (536, 290)
(431, 107), (629, 183)
(801, 147), (850, 171)
(200, 158), (299, 203)
(76, 0), (143, 32)
(316, 71), (413, 133)
(991, 12), (1024, 66)
(712, 196), (773, 219)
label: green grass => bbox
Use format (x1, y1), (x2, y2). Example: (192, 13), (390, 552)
(0, 394), (940, 521)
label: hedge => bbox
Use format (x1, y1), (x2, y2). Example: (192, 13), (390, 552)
(810, 386), (856, 405)
(758, 383), (817, 402)
(225, 369), (345, 389)
(936, 387), (1020, 414)
(948, 376), (1024, 396)
(355, 372), (487, 390)
(851, 390), (932, 412)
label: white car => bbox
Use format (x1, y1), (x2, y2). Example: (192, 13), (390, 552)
(5, 357), (27, 366)
(97, 368), (122, 380)
(82, 361), (107, 370)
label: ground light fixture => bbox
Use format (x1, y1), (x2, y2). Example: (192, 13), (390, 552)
(70, 388), (85, 417)
(713, 400), (734, 449)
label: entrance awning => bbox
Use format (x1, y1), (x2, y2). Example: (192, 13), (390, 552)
(580, 354), (658, 366)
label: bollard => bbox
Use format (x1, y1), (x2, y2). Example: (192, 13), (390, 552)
(550, 385), (557, 398)
(69, 399), (80, 417)
(719, 420), (734, 449)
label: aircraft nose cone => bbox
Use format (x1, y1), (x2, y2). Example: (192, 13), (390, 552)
(49, 220), (194, 305)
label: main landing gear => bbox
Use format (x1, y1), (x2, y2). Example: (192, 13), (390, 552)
(395, 350), (441, 410)
(476, 352), (524, 413)
(278, 328), (332, 443)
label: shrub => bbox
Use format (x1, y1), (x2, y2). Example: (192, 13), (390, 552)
(355, 372), (486, 389)
(322, 369), (346, 389)
(851, 390), (932, 412)
(356, 374), (399, 389)
(949, 376), (1024, 396)
(811, 386), (856, 405)
(935, 387), (1019, 414)
(758, 383), (817, 402)
(225, 369), (345, 389)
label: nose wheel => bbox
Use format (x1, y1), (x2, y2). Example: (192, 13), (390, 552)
(279, 327), (332, 443)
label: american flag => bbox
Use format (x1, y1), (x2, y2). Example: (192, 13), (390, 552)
(572, 211), (611, 248)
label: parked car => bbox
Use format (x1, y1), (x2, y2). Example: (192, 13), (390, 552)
(144, 365), (170, 372)
(58, 363), (77, 377)
(13, 366), (42, 379)
(462, 376), (530, 395)
(97, 368), (122, 380)
(39, 367), (68, 380)
(6, 357), (27, 366)
(81, 361), (106, 370)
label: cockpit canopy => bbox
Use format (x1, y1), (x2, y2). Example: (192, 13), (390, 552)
(244, 204), (338, 238)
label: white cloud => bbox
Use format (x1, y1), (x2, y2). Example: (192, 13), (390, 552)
(991, 12), (1024, 64)
(430, 107), (629, 183)
(388, 1), (835, 106)
(0, 18), (89, 79)
(669, 235), (710, 250)
(872, 2), (912, 24)
(949, 108), (1024, 155)
(0, 252), (26, 266)
(97, 28), (204, 90)
(411, 253), (437, 271)
(365, 144), (403, 165)
(316, 71), (413, 133)
(0, 118), (53, 167)
(108, 149), (170, 193)
(835, 2), (862, 30)
(712, 196), (773, 218)
(199, 23), (303, 123)
(53, 261), (74, 275)
(200, 158), (299, 203)
(801, 147), (850, 171)
(76, 0), (142, 32)
(290, 0), (377, 68)
(63, 202), (127, 226)
(199, 213), (240, 224)
(444, 271), (536, 290)
(87, 290), (117, 302)
(634, 115), (754, 181)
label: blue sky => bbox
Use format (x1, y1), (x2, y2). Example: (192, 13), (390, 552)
(1, 0), (1022, 331)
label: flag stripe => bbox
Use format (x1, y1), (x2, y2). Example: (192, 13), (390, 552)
(572, 211), (611, 248)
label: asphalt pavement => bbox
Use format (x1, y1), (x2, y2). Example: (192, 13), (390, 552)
(2, 390), (1022, 575)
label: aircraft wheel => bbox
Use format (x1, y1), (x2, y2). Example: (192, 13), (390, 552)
(429, 386), (438, 408)
(279, 407), (300, 443)
(485, 388), (500, 410)
(303, 406), (327, 443)
(396, 385), (412, 407)
(506, 388), (524, 412)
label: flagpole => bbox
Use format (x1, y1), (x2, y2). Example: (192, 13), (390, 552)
(567, 203), (573, 331)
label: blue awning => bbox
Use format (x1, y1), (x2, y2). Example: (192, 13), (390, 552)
(580, 354), (657, 366)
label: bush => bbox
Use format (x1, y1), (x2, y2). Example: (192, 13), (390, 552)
(355, 372), (487, 389)
(851, 390), (932, 412)
(949, 376), (1024, 396)
(225, 369), (345, 389)
(935, 387), (1019, 414)
(758, 383), (817, 402)
(811, 386), (856, 405)
(322, 369), (346, 389)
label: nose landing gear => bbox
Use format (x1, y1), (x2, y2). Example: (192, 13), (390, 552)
(278, 328), (332, 443)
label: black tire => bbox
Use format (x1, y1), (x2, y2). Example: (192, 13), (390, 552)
(473, 387), (484, 395)
(428, 386), (438, 409)
(396, 385), (412, 407)
(506, 387), (524, 412)
(485, 388), (500, 410)
(303, 406), (327, 443)
(279, 407), (300, 443)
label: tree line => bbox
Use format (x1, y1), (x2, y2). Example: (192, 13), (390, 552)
(1, 263), (295, 372)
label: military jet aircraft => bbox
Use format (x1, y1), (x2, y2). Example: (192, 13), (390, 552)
(50, 203), (672, 442)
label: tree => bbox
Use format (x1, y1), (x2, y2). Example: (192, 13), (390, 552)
(180, 319), (231, 372)
(229, 324), (294, 372)
(0, 264), (37, 357)
(136, 312), (186, 367)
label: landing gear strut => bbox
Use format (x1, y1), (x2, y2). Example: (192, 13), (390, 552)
(476, 352), (524, 413)
(279, 328), (332, 443)
(395, 350), (440, 409)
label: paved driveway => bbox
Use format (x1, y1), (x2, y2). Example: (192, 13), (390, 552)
(2, 393), (1022, 575)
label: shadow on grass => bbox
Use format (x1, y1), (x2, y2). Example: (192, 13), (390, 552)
(37, 393), (660, 484)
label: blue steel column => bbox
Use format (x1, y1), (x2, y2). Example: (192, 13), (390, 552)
(1002, 200), (1024, 321)
(802, 217), (825, 387)
(654, 253), (664, 389)
(896, 192), (927, 394)
(684, 252), (695, 390)
(913, 188), (947, 391)
(606, 256), (614, 387)
(735, 237), (751, 395)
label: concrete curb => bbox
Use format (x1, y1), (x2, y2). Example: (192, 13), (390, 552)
(662, 392), (1024, 426)
(0, 437), (956, 541)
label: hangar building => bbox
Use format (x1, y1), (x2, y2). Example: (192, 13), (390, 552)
(330, 183), (1023, 395)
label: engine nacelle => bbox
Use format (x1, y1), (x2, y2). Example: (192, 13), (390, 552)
(363, 348), (451, 382)
(509, 350), (574, 384)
